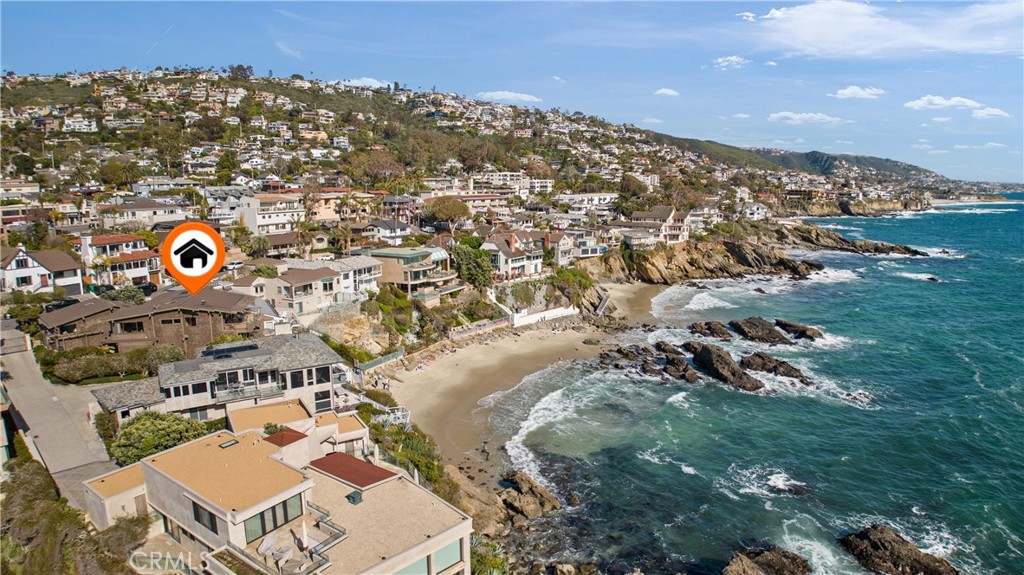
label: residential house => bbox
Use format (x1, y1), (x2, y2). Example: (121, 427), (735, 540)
(563, 229), (606, 260)
(362, 219), (411, 247)
(83, 425), (472, 575)
(283, 256), (383, 296)
(365, 247), (464, 306)
(0, 247), (84, 295)
(628, 205), (689, 243)
(481, 232), (544, 280)
(100, 198), (189, 229)
(37, 299), (123, 351)
(238, 194), (304, 235)
(740, 202), (771, 222)
(688, 204), (724, 234)
(72, 233), (162, 286)
(102, 288), (260, 356)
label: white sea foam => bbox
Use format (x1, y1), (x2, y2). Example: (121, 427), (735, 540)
(781, 515), (861, 574)
(666, 391), (699, 417)
(723, 464), (806, 499)
(838, 512), (981, 574)
(947, 207), (1018, 215)
(818, 224), (864, 232)
(916, 246), (966, 259)
(894, 272), (944, 282)
(505, 387), (576, 492)
(683, 292), (736, 311)
(805, 267), (862, 284)
(636, 443), (701, 476)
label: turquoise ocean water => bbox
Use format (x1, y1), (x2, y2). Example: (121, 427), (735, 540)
(485, 197), (1024, 574)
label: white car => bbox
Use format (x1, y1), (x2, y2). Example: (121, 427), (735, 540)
(223, 261), (244, 271)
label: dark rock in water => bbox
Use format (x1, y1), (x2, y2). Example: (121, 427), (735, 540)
(838, 524), (959, 575)
(641, 360), (664, 377)
(753, 288), (768, 294)
(500, 471), (561, 521)
(926, 276), (940, 283)
(583, 338), (602, 345)
(684, 341), (764, 391)
(566, 493), (582, 506)
(741, 352), (813, 386)
(689, 321), (733, 340)
(572, 325), (589, 332)
(664, 353), (701, 383)
(729, 317), (793, 345)
(579, 564), (598, 575)
(655, 340), (681, 355)
(602, 401), (632, 414)
(723, 545), (811, 575)
(774, 319), (824, 341)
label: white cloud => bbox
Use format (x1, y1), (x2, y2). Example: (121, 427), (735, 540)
(835, 140), (854, 144)
(274, 41), (302, 59)
(764, 60), (778, 66)
(767, 111), (846, 124)
(830, 85), (885, 99)
(654, 88), (679, 97)
(932, 116), (952, 123)
(981, 142), (1007, 148)
(953, 144), (970, 149)
(641, 117), (663, 124)
(733, 113), (751, 119)
(341, 77), (389, 89)
(927, 150), (951, 155)
(755, 0), (1023, 58)
(912, 143), (933, 149)
(772, 137), (807, 145)
(552, 76), (565, 83)
(714, 55), (752, 70)
(737, 12), (756, 22)
(476, 91), (542, 103)
(904, 95), (982, 110)
(972, 107), (1010, 119)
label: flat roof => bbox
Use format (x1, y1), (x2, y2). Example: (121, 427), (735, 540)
(309, 452), (395, 490)
(87, 463), (144, 498)
(228, 400), (311, 432)
(309, 472), (470, 574)
(145, 431), (308, 513)
(314, 412), (367, 435)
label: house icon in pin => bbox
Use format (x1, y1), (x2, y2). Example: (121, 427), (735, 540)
(173, 238), (215, 269)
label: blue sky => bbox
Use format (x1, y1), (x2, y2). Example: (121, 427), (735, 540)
(3, 1), (1022, 183)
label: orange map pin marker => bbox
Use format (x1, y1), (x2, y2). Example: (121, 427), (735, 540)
(161, 222), (226, 295)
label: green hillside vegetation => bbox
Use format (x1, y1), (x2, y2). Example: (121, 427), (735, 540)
(0, 82), (91, 108)
(750, 149), (936, 179)
(642, 131), (781, 171)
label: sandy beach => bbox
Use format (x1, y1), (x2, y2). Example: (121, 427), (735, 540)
(384, 282), (664, 485)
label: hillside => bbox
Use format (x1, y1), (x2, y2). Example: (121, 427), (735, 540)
(750, 149), (937, 179)
(642, 131), (781, 171)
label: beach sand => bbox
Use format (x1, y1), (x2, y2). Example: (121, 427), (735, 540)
(385, 282), (664, 487)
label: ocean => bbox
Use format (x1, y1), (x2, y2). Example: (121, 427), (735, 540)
(484, 196), (1024, 574)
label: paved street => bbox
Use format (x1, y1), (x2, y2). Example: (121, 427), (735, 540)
(1, 323), (112, 477)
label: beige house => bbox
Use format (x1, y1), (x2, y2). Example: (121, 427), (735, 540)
(84, 426), (473, 575)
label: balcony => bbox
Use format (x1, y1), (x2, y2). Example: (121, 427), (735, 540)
(214, 383), (285, 403)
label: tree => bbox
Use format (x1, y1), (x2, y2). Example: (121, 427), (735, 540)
(136, 229), (159, 249)
(181, 187), (209, 219)
(227, 64), (254, 80)
(13, 153), (35, 176)
(244, 235), (270, 258)
(252, 263), (278, 278)
(450, 244), (493, 290)
(116, 161), (142, 191)
(428, 197), (470, 231)
(192, 116), (225, 142)
(144, 344), (185, 375)
(101, 285), (146, 305)
(216, 150), (240, 172)
(109, 412), (208, 465)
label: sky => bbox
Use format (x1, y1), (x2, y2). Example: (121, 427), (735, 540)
(2, 1), (1022, 183)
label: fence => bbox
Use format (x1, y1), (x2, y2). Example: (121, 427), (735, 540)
(355, 347), (405, 371)
(448, 317), (510, 340)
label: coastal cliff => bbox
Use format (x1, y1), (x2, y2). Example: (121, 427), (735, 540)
(777, 198), (928, 217)
(577, 222), (925, 286)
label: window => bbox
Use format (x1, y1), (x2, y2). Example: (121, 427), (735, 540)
(185, 316), (197, 327)
(191, 382), (208, 395)
(161, 318), (182, 325)
(119, 322), (144, 333)
(243, 494), (301, 543)
(434, 540), (463, 572)
(314, 391), (331, 413)
(395, 557), (428, 575)
(192, 501), (218, 535)
(315, 366), (330, 385)
(120, 410), (131, 419)
(15, 277), (30, 287)
(186, 407), (208, 421)
(289, 371), (304, 389)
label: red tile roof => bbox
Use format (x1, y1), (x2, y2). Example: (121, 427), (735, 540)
(263, 428), (307, 447)
(309, 452), (397, 490)
(71, 234), (143, 246)
(113, 250), (159, 262)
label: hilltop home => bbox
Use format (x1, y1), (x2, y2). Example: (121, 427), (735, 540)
(0, 247), (84, 295)
(100, 198), (189, 229)
(83, 428), (472, 575)
(362, 219), (411, 246)
(238, 194), (304, 235)
(365, 247), (464, 306)
(37, 298), (123, 351)
(72, 233), (162, 286)
(480, 232), (544, 280)
(628, 205), (689, 243)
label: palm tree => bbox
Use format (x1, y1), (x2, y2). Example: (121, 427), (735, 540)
(244, 235), (270, 259)
(70, 164), (92, 188)
(117, 161), (142, 191)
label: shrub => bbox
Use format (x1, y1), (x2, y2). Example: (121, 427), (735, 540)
(362, 389), (398, 407)
(263, 423), (286, 435)
(110, 412), (208, 465)
(252, 264), (278, 278)
(101, 285), (145, 305)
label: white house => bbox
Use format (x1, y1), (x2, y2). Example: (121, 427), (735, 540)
(362, 219), (411, 247)
(72, 233), (162, 286)
(740, 202), (771, 222)
(238, 194), (304, 235)
(0, 248), (84, 295)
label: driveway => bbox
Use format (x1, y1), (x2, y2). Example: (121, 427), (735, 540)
(1, 324), (112, 476)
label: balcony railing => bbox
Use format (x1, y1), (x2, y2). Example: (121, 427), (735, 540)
(214, 384), (285, 402)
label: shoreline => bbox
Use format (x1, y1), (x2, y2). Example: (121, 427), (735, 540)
(385, 282), (663, 490)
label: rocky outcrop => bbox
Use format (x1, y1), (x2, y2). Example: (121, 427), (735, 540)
(723, 545), (812, 575)
(774, 319), (823, 340)
(729, 317), (793, 346)
(741, 352), (812, 386)
(577, 240), (825, 285)
(664, 353), (701, 382)
(446, 464), (510, 537)
(689, 321), (732, 340)
(684, 342), (764, 392)
(771, 224), (928, 257)
(838, 524), (959, 575)
(500, 471), (562, 523)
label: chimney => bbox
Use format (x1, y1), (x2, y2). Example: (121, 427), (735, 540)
(509, 233), (516, 253)
(544, 232), (551, 248)
(80, 234), (94, 266)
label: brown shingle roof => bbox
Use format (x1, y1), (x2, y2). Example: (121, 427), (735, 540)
(38, 298), (122, 329)
(278, 267), (336, 285)
(106, 287), (253, 321)
(309, 452), (397, 490)
(26, 249), (80, 272)
(263, 428), (307, 447)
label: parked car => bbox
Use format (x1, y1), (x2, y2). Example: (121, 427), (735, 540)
(43, 299), (78, 313)
(91, 284), (115, 296)
(137, 282), (158, 296)
(222, 261), (244, 271)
